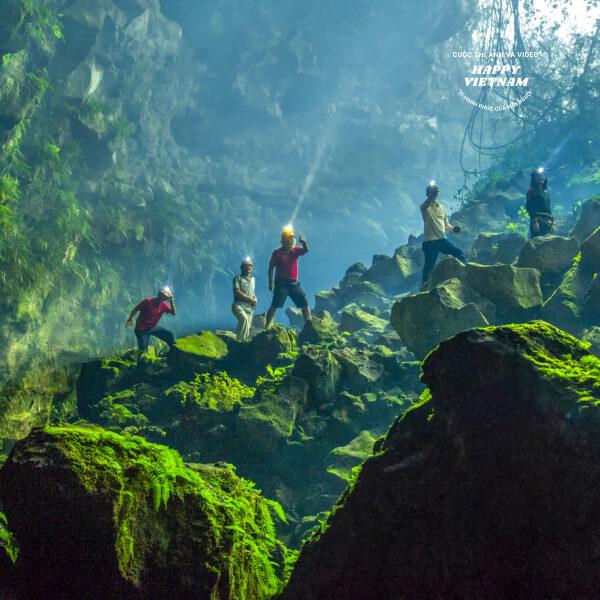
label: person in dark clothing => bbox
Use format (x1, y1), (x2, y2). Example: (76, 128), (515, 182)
(126, 287), (176, 361)
(265, 225), (310, 329)
(526, 169), (554, 238)
(420, 181), (465, 286)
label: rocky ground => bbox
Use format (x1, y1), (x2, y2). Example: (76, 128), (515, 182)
(0, 179), (597, 597)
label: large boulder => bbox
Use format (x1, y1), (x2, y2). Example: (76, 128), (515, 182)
(0, 426), (283, 599)
(494, 231), (528, 263)
(570, 196), (600, 242)
(517, 235), (580, 275)
(542, 256), (596, 333)
(297, 312), (339, 347)
(361, 254), (420, 295)
(283, 322), (600, 600)
(582, 326), (600, 356)
(235, 375), (307, 454)
(168, 331), (228, 373)
(313, 290), (339, 314)
(331, 348), (384, 394)
(338, 304), (388, 336)
(429, 257), (543, 315)
(336, 281), (390, 312)
(580, 226), (600, 272)
(293, 347), (342, 405)
(390, 278), (493, 359)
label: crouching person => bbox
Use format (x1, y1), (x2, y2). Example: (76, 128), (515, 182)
(232, 257), (257, 341)
(126, 287), (176, 362)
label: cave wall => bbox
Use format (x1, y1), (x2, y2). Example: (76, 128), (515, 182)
(0, 0), (477, 434)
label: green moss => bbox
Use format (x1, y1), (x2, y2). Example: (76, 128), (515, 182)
(166, 371), (255, 412)
(479, 321), (599, 401)
(41, 425), (286, 598)
(174, 331), (228, 359)
(327, 431), (377, 482)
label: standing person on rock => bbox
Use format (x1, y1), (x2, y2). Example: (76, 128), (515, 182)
(265, 225), (311, 329)
(126, 287), (176, 363)
(232, 257), (257, 342)
(526, 168), (554, 238)
(420, 181), (466, 286)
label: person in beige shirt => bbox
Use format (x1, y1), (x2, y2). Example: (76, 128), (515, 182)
(420, 182), (465, 285)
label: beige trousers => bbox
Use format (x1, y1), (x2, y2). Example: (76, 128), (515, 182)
(232, 302), (253, 341)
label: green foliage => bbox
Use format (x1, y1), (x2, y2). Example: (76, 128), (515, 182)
(504, 206), (530, 235)
(167, 371), (255, 412)
(0, 512), (18, 564)
(0, 175), (20, 203)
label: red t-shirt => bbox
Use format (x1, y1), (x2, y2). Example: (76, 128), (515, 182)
(269, 246), (307, 282)
(134, 298), (173, 331)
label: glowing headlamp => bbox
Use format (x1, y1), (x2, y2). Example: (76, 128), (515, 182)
(282, 224), (295, 238)
(537, 167), (544, 173)
(430, 180), (436, 186)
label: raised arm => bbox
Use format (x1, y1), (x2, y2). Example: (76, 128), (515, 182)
(299, 236), (309, 253)
(168, 295), (176, 316)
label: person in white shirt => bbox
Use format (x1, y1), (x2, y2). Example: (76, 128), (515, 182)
(420, 182), (466, 286)
(232, 257), (257, 341)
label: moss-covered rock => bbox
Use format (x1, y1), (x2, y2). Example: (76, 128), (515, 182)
(580, 226), (600, 272)
(570, 196), (600, 242)
(335, 280), (390, 312)
(338, 304), (388, 336)
(391, 277), (492, 359)
(582, 326), (600, 356)
(429, 256), (543, 314)
(517, 234), (580, 274)
(542, 254), (596, 333)
(331, 347), (384, 394)
(283, 322), (600, 600)
(297, 313), (339, 347)
(326, 430), (377, 482)
(236, 375), (307, 455)
(292, 348), (342, 406)
(314, 290), (339, 314)
(168, 331), (228, 374)
(0, 425), (284, 599)
(494, 231), (528, 263)
(361, 254), (420, 295)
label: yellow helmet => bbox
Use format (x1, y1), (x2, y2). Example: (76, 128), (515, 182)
(281, 224), (295, 240)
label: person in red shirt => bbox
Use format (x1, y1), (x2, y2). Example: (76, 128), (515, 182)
(265, 226), (311, 329)
(126, 287), (176, 362)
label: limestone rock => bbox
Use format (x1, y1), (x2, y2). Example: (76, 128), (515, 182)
(542, 257), (596, 333)
(283, 322), (600, 600)
(314, 290), (339, 314)
(582, 326), (600, 356)
(336, 281), (389, 312)
(293, 347), (342, 405)
(580, 226), (600, 272)
(236, 375), (307, 453)
(0, 426), (283, 599)
(391, 277), (491, 359)
(517, 235), (580, 274)
(169, 331), (228, 372)
(331, 348), (384, 394)
(338, 304), (388, 335)
(297, 312), (339, 347)
(429, 257), (543, 313)
(494, 232), (528, 263)
(570, 197), (600, 242)
(362, 254), (420, 295)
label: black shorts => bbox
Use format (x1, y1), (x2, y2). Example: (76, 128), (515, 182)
(271, 281), (308, 309)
